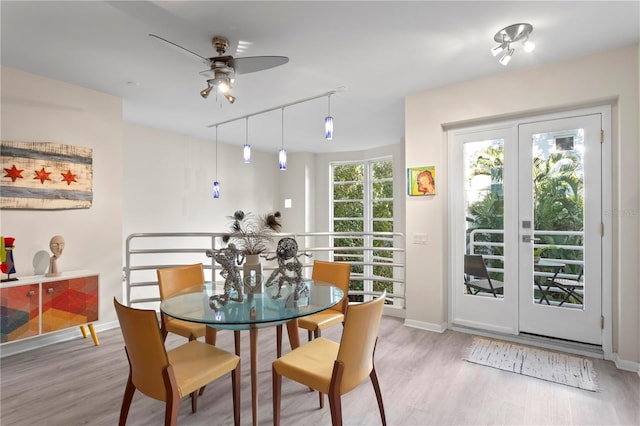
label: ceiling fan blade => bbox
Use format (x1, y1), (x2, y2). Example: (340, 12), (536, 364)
(232, 56), (289, 74)
(149, 34), (211, 66)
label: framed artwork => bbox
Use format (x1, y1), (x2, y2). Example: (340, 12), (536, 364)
(408, 165), (436, 196)
(1, 141), (93, 210)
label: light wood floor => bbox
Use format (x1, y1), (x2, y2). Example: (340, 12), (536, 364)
(1, 316), (638, 425)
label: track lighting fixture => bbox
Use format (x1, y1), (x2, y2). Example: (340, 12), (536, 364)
(206, 88), (344, 167)
(213, 126), (220, 199)
(243, 117), (251, 163)
(279, 108), (287, 170)
(325, 94), (334, 140)
(491, 23), (534, 66)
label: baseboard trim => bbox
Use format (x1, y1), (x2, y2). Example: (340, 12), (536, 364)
(403, 319), (447, 333)
(611, 352), (640, 374)
(0, 321), (120, 358)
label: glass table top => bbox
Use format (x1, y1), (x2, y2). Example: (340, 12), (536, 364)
(160, 279), (344, 330)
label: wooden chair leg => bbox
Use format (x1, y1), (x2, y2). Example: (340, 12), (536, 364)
(272, 368), (282, 426)
(327, 391), (343, 426)
(232, 365), (241, 426)
(276, 325), (283, 358)
(190, 390), (198, 413)
(163, 366), (180, 426)
(307, 330), (313, 342)
(370, 365), (387, 426)
(314, 328), (321, 338)
(234, 330), (241, 355)
(328, 361), (344, 425)
(119, 374), (136, 426)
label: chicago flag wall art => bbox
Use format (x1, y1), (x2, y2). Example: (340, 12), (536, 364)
(1, 141), (93, 210)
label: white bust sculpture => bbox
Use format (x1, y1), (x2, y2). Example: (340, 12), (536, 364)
(46, 235), (65, 277)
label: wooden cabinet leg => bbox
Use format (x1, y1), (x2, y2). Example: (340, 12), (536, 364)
(88, 323), (99, 345)
(80, 325), (88, 338)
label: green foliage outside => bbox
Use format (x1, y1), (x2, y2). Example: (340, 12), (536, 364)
(466, 145), (584, 280)
(332, 160), (394, 302)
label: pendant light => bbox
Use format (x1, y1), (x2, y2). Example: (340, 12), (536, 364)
(243, 117), (251, 163)
(213, 126), (220, 198)
(324, 94), (333, 140)
(279, 107), (287, 170)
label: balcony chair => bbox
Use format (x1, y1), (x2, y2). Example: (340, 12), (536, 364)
(553, 267), (584, 306)
(272, 291), (387, 426)
(113, 298), (240, 426)
(464, 254), (504, 298)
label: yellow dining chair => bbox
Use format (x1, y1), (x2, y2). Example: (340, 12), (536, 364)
(113, 298), (241, 426)
(272, 291), (387, 426)
(157, 263), (208, 343)
(297, 260), (351, 341)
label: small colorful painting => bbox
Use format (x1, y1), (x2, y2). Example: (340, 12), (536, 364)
(408, 165), (436, 196)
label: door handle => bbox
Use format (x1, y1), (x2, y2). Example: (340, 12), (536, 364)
(522, 235), (541, 243)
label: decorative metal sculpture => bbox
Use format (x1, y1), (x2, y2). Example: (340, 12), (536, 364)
(264, 237), (312, 299)
(206, 243), (244, 306)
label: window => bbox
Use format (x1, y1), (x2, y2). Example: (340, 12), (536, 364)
(331, 158), (394, 301)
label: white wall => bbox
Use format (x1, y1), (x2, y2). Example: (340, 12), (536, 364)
(405, 45), (640, 365)
(0, 66), (123, 326)
(123, 122), (281, 236)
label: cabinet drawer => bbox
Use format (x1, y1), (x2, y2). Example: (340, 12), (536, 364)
(42, 275), (98, 333)
(1, 284), (40, 342)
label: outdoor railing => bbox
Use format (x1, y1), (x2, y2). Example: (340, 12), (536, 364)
(469, 229), (584, 306)
(123, 231), (405, 311)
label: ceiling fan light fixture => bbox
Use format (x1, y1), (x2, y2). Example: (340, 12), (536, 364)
(200, 84), (213, 99)
(224, 93), (236, 104)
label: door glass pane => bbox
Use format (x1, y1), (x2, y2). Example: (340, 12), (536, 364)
(531, 129), (585, 309)
(464, 139), (505, 299)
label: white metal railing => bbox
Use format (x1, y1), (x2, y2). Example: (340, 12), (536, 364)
(468, 229), (584, 306)
(124, 231), (405, 309)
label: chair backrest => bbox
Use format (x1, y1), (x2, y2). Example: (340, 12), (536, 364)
(311, 260), (351, 314)
(157, 263), (205, 300)
(464, 254), (490, 280)
(336, 290), (386, 394)
(113, 298), (170, 401)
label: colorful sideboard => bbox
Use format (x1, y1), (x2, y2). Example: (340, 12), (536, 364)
(1, 270), (98, 344)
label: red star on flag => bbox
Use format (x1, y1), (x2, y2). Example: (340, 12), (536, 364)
(34, 167), (52, 184)
(61, 169), (77, 186)
(3, 165), (24, 182)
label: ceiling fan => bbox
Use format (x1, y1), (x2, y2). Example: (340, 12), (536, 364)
(150, 34), (289, 103)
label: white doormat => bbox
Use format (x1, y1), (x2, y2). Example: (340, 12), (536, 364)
(466, 337), (598, 391)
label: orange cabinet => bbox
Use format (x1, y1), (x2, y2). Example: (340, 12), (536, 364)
(1, 271), (98, 343)
(42, 275), (98, 333)
(1, 284), (40, 342)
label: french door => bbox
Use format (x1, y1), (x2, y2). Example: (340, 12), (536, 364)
(449, 107), (609, 346)
(518, 114), (602, 344)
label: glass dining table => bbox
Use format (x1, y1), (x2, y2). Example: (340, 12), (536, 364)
(160, 279), (344, 426)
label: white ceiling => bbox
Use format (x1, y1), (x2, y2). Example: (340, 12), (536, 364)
(2, 1), (639, 154)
